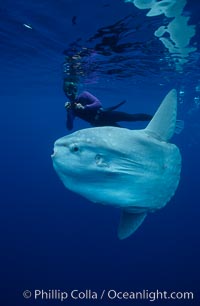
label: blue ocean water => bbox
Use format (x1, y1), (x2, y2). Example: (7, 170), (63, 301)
(1, 0), (200, 305)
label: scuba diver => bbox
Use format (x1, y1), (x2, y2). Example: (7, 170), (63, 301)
(63, 79), (153, 131)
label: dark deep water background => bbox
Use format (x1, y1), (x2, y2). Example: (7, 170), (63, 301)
(0, 0), (200, 305)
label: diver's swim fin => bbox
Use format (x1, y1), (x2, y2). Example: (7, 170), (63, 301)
(105, 100), (126, 112)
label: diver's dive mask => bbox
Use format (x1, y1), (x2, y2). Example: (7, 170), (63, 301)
(63, 81), (78, 97)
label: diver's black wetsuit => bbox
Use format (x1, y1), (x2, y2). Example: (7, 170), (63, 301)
(92, 110), (152, 127)
(66, 91), (152, 130)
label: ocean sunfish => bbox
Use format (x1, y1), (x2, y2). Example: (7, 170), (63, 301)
(52, 89), (181, 239)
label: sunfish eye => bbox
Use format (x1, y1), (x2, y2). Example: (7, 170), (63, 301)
(69, 143), (80, 153)
(73, 146), (79, 152)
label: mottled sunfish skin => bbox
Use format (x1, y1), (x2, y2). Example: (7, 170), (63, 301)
(52, 89), (181, 239)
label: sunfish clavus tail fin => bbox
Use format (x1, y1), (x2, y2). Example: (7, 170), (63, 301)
(118, 210), (147, 240)
(145, 89), (177, 142)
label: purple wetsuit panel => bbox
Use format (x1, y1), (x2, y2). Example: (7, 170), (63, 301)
(75, 91), (102, 109)
(66, 91), (102, 130)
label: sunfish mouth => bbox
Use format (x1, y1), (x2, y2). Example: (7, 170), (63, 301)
(51, 147), (58, 158)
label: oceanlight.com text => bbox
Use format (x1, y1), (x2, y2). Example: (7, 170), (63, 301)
(22, 289), (194, 302)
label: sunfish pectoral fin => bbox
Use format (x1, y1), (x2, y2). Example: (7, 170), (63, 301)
(145, 89), (177, 142)
(118, 210), (147, 240)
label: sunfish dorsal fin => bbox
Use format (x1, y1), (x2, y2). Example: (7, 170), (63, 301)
(118, 210), (147, 240)
(145, 89), (177, 142)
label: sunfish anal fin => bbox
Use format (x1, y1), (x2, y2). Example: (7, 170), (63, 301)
(118, 210), (147, 240)
(145, 89), (177, 142)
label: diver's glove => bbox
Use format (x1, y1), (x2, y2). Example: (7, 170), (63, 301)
(64, 102), (72, 110)
(75, 103), (85, 110)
